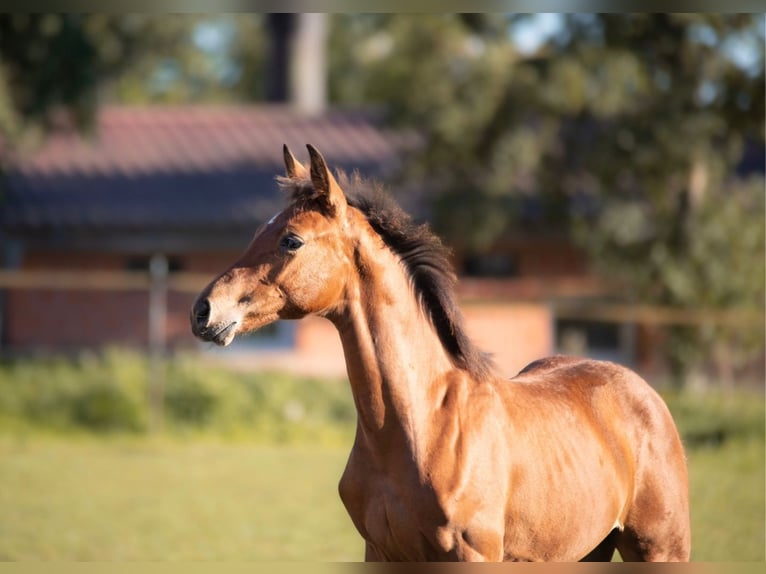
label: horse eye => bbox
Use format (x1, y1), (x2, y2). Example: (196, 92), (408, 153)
(279, 234), (304, 252)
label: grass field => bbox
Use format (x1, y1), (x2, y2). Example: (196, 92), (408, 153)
(0, 438), (361, 561)
(0, 431), (763, 561)
(689, 438), (764, 561)
(0, 353), (763, 561)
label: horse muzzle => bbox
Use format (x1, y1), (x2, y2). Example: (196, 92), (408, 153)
(191, 297), (240, 346)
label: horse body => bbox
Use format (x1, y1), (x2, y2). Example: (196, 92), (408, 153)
(330, 233), (685, 561)
(191, 144), (690, 562)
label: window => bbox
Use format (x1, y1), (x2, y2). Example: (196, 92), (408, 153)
(126, 256), (183, 273)
(463, 253), (518, 277)
(555, 318), (635, 365)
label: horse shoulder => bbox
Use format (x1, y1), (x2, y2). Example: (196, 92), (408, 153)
(418, 374), (515, 557)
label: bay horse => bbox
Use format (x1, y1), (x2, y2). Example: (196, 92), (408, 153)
(190, 144), (691, 562)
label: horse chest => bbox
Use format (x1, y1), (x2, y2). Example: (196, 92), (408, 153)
(339, 455), (501, 561)
(340, 466), (440, 559)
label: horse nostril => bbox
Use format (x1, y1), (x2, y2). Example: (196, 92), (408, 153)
(194, 298), (211, 328)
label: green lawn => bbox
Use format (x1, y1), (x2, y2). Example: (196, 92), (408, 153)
(0, 432), (762, 561)
(0, 353), (762, 561)
(0, 439), (362, 561)
(688, 437), (764, 562)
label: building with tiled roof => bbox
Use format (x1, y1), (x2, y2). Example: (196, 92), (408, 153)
(0, 103), (570, 375)
(1, 104), (417, 252)
(0, 104), (434, 359)
(0, 12), (612, 375)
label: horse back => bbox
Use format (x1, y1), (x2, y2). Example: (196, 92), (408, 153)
(513, 356), (687, 515)
(512, 355), (675, 439)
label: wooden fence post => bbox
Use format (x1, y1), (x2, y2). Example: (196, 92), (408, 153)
(0, 239), (23, 351)
(148, 253), (168, 432)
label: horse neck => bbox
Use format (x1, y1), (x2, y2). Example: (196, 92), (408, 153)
(329, 229), (455, 457)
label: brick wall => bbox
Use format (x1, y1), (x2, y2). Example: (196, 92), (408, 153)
(3, 250), (237, 351)
(7, 289), (150, 349)
(463, 303), (553, 376)
(510, 239), (589, 277)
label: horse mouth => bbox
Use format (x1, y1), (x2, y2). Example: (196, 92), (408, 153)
(201, 321), (238, 346)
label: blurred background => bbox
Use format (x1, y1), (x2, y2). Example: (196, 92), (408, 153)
(0, 13), (763, 561)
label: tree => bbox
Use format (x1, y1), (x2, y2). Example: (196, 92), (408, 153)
(555, 14), (764, 384)
(328, 13), (765, 384)
(0, 15), (273, 147)
(108, 15), (268, 105)
(329, 14), (528, 249)
(0, 14), (195, 149)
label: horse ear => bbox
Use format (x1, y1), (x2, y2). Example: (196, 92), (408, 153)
(283, 144), (308, 179)
(306, 144), (346, 217)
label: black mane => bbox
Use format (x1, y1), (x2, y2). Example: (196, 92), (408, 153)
(280, 171), (495, 379)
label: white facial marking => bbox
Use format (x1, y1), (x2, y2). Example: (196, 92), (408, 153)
(250, 209), (283, 243)
(267, 210), (282, 226)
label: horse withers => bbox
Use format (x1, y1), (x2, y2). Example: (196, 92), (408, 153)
(191, 144), (691, 562)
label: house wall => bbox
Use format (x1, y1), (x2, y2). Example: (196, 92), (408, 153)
(457, 237), (590, 279)
(462, 303), (553, 376)
(510, 238), (589, 277)
(3, 250), (234, 350)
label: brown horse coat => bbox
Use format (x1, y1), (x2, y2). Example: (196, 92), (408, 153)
(191, 144), (691, 562)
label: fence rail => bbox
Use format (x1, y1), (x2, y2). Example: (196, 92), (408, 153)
(0, 269), (761, 327)
(0, 269), (208, 294)
(553, 303), (762, 327)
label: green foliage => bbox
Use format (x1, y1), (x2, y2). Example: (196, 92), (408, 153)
(330, 15), (528, 249)
(0, 350), (355, 444)
(69, 384), (144, 432)
(0, 349), (148, 433)
(578, 175), (765, 380)
(330, 14), (763, 232)
(0, 14), (271, 146)
(663, 388), (766, 448)
(329, 14), (765, 382)
(163, 371), (220, 428)
(109, 15), (267, 105)
(0, 16), (144, 142)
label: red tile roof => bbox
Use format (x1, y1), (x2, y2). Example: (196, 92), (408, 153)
(1, 105), (418, 238)
(5, 105), (416, 177)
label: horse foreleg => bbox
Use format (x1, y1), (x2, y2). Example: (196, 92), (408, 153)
(365, 541), (383, 561)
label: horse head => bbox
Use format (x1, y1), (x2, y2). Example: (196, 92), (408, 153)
(191, 144), (352, 346)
